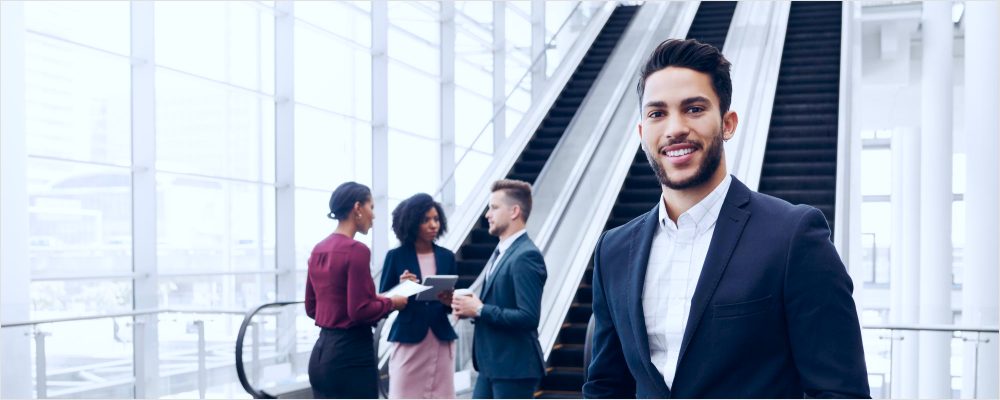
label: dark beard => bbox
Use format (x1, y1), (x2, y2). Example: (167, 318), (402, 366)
(644, 130), (724, 190)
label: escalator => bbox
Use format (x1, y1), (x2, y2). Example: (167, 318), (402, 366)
(455, 5), (641, 291)
(758, 1), (841, 232)
(534, 3), (737, 398)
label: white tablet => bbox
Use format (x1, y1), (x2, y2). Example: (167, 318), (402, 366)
(415, 275), (459, 301)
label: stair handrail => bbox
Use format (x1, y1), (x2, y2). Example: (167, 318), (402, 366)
(433, 0), (597, 205)
(438, 1), (617, 252)
(235, 301), (303, 399)
(723, 2), (791, 189)
(531, 1), (701, 360)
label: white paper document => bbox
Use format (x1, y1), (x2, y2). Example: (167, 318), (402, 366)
(381, 279), (431, 298)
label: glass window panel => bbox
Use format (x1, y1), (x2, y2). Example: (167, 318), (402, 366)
(456, 1), (492, 25)
(952, 200), (965, 286)
(295, 189), (373, 273)
(294, 108), (364, 190)
(156, 70), (275, 182)
(295, 189), (336, 271)
(158, 313), (252, 399)
(294, 24), (371, 118)
(388, 28), (439, 75)
(453, 147), (492, 205)
(30, 280), (132, 317)
(157, 174), (275, 274)
(27, 159), (132, 277)
(952, 153), (965, 195)
(456, 58), (493, 99)
(159, 274), (276, 309)
(294, 1), (371, 47)
(296, 271), (308, 301)
(24, 35), (131, 165)
(455, 88), (494, 153)
(34, 318), (135, 398)
(387, 62), (439, 139)
(385, 197), (405, 250)
(387, 131), (439, 200)
(388, 2), (439, 44)
(155, 1), (275, 93)
(861, 201), (892, 244)
(506, 109), (525, 138)
(861, 149), (891, 196)
(23, 1), (130, 55)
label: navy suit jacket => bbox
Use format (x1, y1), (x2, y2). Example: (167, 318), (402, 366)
(473, 234), (548, 380)
(379, 244), (458, 343)
(583, 177), (869, 398)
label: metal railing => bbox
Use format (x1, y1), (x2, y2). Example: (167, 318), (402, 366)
(2, 306), (314, 399)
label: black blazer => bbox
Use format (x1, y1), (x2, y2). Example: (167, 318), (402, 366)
(473, 234), (547, 380)
(379, 244), (458, 343)
(583, 177), (870, 398)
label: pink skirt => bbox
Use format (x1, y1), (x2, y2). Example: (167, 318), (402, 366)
(388, 329), (456, 399)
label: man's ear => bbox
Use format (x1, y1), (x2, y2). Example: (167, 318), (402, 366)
(722, 110), (739, 141)
(510, 204), (522, 222)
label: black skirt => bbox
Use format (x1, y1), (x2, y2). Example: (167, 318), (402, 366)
(308, 325), (378, 399)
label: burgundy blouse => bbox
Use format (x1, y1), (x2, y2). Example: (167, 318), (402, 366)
(305, 233), (393, 329)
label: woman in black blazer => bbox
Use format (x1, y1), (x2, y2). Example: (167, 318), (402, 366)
(378, 193), (458, 398)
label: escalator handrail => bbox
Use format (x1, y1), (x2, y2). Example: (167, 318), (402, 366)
(235, 301), (304, 399)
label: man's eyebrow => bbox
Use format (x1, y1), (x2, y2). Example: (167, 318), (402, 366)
(642, 100), (667, 109)
(680, 96), (711, 107)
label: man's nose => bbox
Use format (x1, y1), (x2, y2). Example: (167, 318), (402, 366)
(663, 115), (688, 141)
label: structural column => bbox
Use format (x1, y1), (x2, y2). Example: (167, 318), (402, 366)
(0, 2), (33, 397)
(918, 2), (953, 397)
(530, 0), (546, 102)
(440, 2), (456, 212)
(130, 2), (160, 397)
(273, 0), (301, 373)
(892, 127), (921, 398)
(371, 0), (389, 271)
(492, 1), (506, 153)
(962, 2), (1000, 398)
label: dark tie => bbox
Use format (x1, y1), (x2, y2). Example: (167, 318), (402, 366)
(482, 248), (501, 296)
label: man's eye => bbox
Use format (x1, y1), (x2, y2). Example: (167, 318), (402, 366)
(687, 106), (704, 113)
(647, 111), (665, 118)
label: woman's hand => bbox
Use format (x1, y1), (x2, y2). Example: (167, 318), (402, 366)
(390, 295), (408, 311)
(437, 289), (453, 306)
(399, 269), (418, 283)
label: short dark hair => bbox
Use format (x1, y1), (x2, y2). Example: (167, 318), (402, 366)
(491, 179), (533, 222)
(391, 193), (448, 245)
(637, 39), (733, 116)
(328, 181), (371, 221)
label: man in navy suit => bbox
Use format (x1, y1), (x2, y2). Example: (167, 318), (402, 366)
(582, 39), (870, 398)
(452, 179), (547, 399)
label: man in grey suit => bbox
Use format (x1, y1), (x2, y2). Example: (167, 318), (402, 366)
(452, 179), (547, 399)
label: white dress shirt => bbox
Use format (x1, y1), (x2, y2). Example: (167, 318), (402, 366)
(487, 228), (527, 278)
(642, 174), (732, 387)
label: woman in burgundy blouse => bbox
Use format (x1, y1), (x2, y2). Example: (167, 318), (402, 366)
(305, 182), (407, 399)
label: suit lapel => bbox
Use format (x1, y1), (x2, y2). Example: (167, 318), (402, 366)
(432, 245), (451, 275)
(481, 235), (526, 298)
(403, 245), (422, 281)
(628, 207), (671, 394)
(675, 178), (751, 370)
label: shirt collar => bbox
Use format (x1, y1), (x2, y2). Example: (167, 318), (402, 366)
(498, 228), (527, 254)
(657, 174), (733, 232)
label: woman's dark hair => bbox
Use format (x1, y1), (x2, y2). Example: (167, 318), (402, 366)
(328, 182), (372, 221)
(637, 38), (733, 117)
(391, 193), (448, 245)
